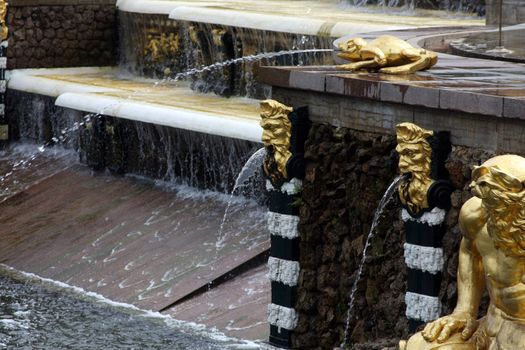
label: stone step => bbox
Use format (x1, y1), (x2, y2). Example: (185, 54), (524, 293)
(0, 158), (270, 340)
(8, 67), (263, 142)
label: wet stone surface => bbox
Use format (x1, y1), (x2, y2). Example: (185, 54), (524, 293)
(0, 143), (270, 341)
(0, 273), (225, 350)
(450, 29), (525, 63)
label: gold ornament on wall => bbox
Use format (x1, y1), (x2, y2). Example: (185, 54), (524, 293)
(396, 122), (434, 215)
(0, 0), (8, 41)
(336, 35), (438, 74)
(260, 99), (293, 184)
(144, 30), (180, 63)
(401, 154), (525, 350)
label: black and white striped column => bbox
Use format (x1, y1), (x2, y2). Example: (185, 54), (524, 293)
(402, 205), (446, 332)
(266, 178), (301, 348)
(262, 105), (309, 349)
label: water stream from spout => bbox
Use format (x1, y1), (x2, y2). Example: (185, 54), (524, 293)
(168, 49), (334, 82)
(340, 174), (405, 348)
(215, 147), (267, 250)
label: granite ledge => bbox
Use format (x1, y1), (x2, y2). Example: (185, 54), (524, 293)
(258, 65), (525, 120)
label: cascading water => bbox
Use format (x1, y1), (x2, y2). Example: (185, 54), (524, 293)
(339, 174), (406, 349)
(216, 147), (267, 250)
(343, 0), (484, 15)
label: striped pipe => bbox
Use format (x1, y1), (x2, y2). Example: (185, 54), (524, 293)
(266, 178), (301, 349)
(402, 207), (446, 332)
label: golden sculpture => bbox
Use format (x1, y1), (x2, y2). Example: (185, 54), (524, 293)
(396, 122), (434, 215)
(211, 28), (226, 46)
(336, 35), (438, 74)
(401, 154), (525, 350)
(260, 99), (293, 184)
(0, 0), (8, 41)
(144, 31), (180, 63)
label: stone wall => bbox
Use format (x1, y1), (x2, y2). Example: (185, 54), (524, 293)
(7, 0), (117, 69)
(292, 123), (492, 349)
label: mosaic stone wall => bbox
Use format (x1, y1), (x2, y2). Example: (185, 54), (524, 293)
(7, 0), (117, 69)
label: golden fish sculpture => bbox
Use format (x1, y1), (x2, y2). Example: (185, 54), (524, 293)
(336, 35), (438, 74)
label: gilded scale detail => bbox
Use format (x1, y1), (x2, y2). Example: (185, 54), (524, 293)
(402, 154), (525, 349)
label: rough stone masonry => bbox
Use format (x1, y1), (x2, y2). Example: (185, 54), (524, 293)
(292, 123), (493, 350)
(7, 0), (117, 69)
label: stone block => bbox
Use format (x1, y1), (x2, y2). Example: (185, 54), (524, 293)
(503, 97), (525, 120)
(289, 70), (325, 92)
(337, 96), (412, 134)
(496, 119), (525, 153)
(344, 76), (380, 100)
(439, 90), (503, 117)
(380, 82), (405, 104)
(414, 108), (498, 151)
(258, 67), (290, 89)
(325, 75), (345, 95)
(404, 86), (439, 109)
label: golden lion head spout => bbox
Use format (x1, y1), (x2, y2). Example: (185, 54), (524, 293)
(395, 122), (434, 215)
(471, 154), (525, 257)
(260, 99), (293, 184)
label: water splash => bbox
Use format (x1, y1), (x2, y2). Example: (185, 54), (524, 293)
(215, 147), (267, 250)
(341, 174), (406, 348)
(343, 0), (484, 15)
(168, 49), (333, 82)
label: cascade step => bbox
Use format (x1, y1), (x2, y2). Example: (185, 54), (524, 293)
(0, 159), (270, 340)
(8, 67), (263, 142)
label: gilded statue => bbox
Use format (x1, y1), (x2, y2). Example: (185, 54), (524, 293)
(0, 0), (8, 41)
(260, 99), (293, 184)
(336, 35), (438, 74)
(396, 122), (434, 215)
(401, 154), (525, 350)
(145, 32), (180, 63)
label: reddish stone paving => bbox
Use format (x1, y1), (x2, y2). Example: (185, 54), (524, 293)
(0, 161), (270, 340)
(165, 263), (270, 341)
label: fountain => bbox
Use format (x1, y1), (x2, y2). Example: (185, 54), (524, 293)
(253, 0), (525, 347)
(5, 0), (525, 348)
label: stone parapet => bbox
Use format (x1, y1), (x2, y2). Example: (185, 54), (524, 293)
(259, 53), (525, 154)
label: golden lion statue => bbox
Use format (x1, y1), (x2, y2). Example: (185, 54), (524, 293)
(401, 154), (525, 350)
(336, 35), (438, 74)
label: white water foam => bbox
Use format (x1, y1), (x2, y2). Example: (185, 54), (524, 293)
(0, 264), (260, 349)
